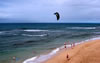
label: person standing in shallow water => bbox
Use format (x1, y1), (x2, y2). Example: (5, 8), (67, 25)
(12, 56), (19, 63)
(11, 56), (16, 63)
(64, 42), (67, 48)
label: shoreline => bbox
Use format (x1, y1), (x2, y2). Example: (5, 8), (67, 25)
(44, 39), (100, 63)
(23, 37), (100, 63)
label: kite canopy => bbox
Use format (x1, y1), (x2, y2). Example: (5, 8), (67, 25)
(54, 12), (60, 20)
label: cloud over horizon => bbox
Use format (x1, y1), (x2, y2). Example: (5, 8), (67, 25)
(0, 0), (100, 23)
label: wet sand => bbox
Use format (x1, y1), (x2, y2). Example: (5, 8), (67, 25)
(44, 40), (100, 63)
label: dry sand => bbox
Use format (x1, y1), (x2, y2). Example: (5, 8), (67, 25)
(44, 40), (100, 63)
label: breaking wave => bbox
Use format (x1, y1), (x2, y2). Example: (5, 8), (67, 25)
(22, 34), (47, 37)
(23, 29), (49, 32)
(67, 27), (96, 29)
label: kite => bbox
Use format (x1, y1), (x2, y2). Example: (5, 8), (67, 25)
(54, 12), (60, 21)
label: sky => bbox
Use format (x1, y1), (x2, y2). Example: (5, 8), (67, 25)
(0, 0), (100, 23)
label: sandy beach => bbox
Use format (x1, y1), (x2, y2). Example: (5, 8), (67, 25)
(44, 39), (100, 63)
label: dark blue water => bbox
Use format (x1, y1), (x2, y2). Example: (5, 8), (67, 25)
(0, 23), (100, 63)
(0, 23), (100, 30)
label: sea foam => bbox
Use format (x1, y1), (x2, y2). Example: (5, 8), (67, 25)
(22, 34), (47, 37)
(23, 29), (48, 32)
(23, 48), (60, 63)
(67, 27), (96, 29)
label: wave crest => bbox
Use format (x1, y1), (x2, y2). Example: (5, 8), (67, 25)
(23, 29), (48, 32)
(67, 27), (96, 29)
(22, 34), (47, 37)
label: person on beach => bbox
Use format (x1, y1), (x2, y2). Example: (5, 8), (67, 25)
(64, 42), (67, 48)
(71, 43), (75, 49)
(66, 54), (70, 60)
(73, 43), (75, 47)
(12, 56), (16, 63)
(71, 43), (73, 49)
(13, 56), (16, 60)
(12, 56), (19, 63)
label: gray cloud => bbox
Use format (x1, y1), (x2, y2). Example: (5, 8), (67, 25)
(0, 0), (100, 23)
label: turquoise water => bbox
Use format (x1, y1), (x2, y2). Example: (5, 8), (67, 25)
(0, 23), (100, 63)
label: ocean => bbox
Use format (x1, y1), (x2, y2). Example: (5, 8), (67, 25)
(0, 23), (100, 63)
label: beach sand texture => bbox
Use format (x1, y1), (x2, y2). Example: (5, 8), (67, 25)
(44, 40), (100, 63)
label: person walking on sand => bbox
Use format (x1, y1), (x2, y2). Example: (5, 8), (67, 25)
(66, 54), (70, 60)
